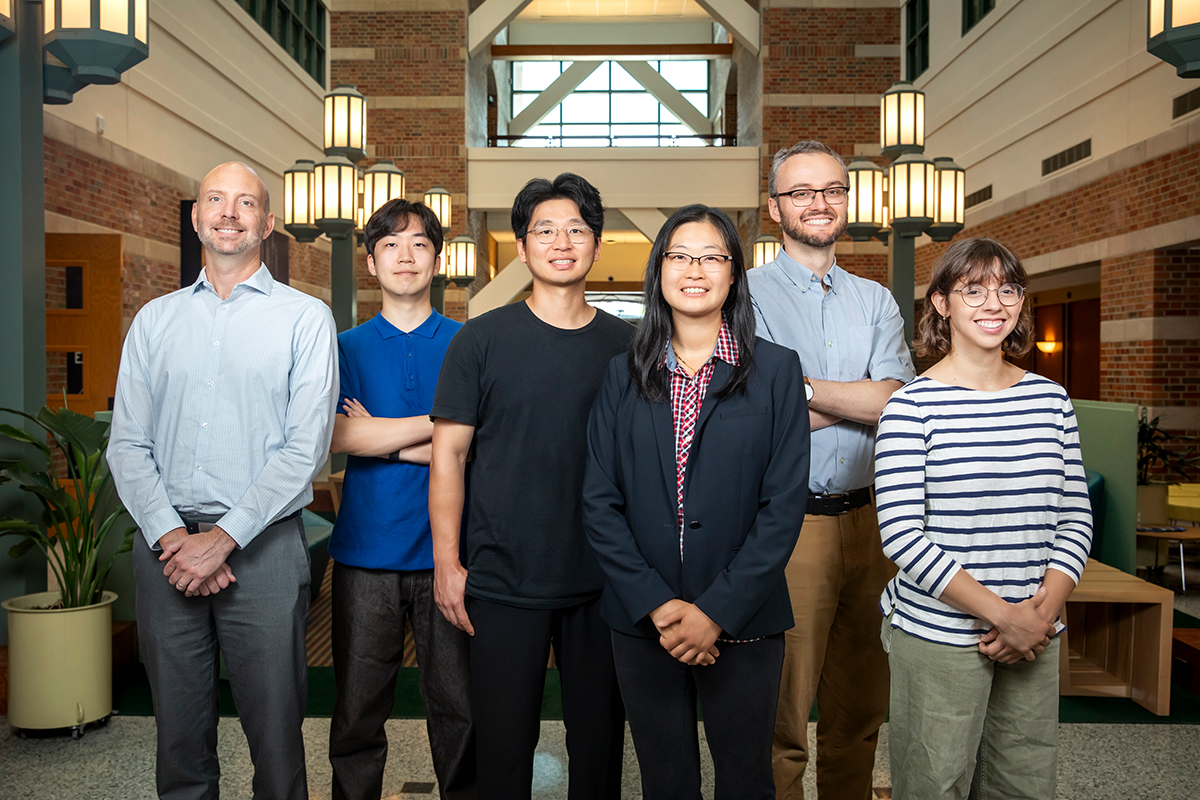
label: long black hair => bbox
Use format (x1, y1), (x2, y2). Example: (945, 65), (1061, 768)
(628, 204), (756, 401)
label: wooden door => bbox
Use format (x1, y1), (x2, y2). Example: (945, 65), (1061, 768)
(45, 234), (122, 417)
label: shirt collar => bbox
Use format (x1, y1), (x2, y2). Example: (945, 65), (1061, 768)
(192, 263), (274, 297)
(371, 309), (444, 340)
(661, 320), (742, 371)
(772, 247), (840, 294)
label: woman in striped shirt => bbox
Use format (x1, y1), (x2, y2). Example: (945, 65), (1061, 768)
(874, 237), (1093, 799)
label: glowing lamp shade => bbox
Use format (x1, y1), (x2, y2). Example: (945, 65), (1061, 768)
(0, 0), (14, 44)
(1148, 0), (1200, 77)
(888, 152), (936, 238)
(846, 157), (886, 242)
(283, 160), (320, 243)
(44, 0), (150, 85)
(880, 81), (925, 160)
(362, 161), (406, 224)
(323, 85), (367, 163)
(313, 156), (359, 240)
(753, 235), (781, 269)
(1036, 341), (1060, 354)
(445, 235), (478, 286)
(424, 186), (452, 230)
(927, 157), (966, 243)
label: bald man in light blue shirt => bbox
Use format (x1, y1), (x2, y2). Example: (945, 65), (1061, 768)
(748, 141), (914, 800)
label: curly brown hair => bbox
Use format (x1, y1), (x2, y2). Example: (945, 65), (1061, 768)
(915, 237), (1034, 359)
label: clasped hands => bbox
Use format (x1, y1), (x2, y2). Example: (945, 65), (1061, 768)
(978, 587), (1056, 665)
(650, 599), (722, 667)
(158, 526), (238, 598)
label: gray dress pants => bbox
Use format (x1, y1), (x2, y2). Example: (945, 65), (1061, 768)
(134, 514), (311, 800)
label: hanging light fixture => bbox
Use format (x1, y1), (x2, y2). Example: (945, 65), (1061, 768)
(880, 81), (925, 161)
(424, 186), (452, 230)
(362, 161), (406, 223)
(845, 157), (886, 242)
(927, 157), (966, 242)
(753, 235), (781, 269)
(1148, 0), (1200, 77)
(283, 160), (320, 243)
(44, 0), (150, 85)
(44, 51), (88, 105)
(313, 155), (359, 240)
(323, 84), (367, 163)
(445, 235), (478, 286)
(0, 0), (14, 44)
(875, 203), (891, 245)
(888, 152), (936, 238)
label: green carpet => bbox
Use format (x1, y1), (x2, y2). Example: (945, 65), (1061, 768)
(113, 609), (1200, 724)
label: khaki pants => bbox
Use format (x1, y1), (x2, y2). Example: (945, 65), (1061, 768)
(773, 503), (895, 800)
(885, 623), (1060, 800)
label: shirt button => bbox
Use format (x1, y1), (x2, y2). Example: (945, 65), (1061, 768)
(196, 465), (203, 471)
(213, 341), (219, 347)
(201, 422), (208, 428)
(840, 458), (845, 464)
(407, 353), (412, 358)
(207, 381), (214, 387)
(827, 341), (833, 347)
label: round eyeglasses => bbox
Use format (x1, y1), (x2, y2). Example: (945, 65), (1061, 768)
(774, 186), (849, 208)
(663, 252), (733, 272)
(525, 225), (593, 244)
(948, 283), (1025, 307)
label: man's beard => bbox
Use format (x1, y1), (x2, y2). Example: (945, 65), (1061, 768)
(197, 224), (265, 256)
(780, 213), (847, 249)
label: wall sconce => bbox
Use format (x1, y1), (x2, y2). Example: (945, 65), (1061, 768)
(1036, 340), (1060, 354)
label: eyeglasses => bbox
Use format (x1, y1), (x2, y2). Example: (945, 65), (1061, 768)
(663, 252), (733, 272)
(949, 283), (1025, 307)
(774, 186), (849, 208)
(524, 225), (593, 245)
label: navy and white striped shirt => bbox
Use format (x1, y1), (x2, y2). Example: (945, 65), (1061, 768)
(108, 265), (338, 550)
(874, 372), (1093, 647)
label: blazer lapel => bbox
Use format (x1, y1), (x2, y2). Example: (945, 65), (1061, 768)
(650, 397), (678, 497)
(693, 360), (732, 441)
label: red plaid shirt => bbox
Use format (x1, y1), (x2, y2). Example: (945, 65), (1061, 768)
(665, 322), (740, 557)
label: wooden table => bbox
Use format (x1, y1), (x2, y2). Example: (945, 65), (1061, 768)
(1059, 559), (1173, 716)
(1136, 527), (1200, 591)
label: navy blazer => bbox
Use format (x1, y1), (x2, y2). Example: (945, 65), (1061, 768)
(583, 338), (811, 640)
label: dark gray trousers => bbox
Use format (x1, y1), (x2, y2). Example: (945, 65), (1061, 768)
(134, 515), (311, 800)
(329, 563), (475, 800)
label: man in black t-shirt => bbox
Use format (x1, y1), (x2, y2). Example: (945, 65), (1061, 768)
(430, 173), (631, 799)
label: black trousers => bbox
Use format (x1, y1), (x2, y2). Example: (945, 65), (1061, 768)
(330, 563), (475, 800)
(468, 596), (625, 800)
(611, 630), (785, 800)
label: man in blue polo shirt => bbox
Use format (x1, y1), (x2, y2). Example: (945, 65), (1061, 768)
(328, 198), (474, 800)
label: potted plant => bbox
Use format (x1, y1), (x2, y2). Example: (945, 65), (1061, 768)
(0, 405), (135, 737)
(1137, 410), (1200, 525)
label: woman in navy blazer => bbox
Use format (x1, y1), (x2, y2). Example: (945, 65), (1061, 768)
(584, 204), (810, 799)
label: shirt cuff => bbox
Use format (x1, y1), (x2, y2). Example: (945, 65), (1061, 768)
(140, 508), (187, 551)
(215, 506), (259, 549)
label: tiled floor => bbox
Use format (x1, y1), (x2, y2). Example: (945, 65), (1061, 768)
(2, 714), (1198, 799)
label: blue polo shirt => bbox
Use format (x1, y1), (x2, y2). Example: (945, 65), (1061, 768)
(329, 310), (462, 571)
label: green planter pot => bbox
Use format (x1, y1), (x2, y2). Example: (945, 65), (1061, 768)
(2, 590), (116, 732)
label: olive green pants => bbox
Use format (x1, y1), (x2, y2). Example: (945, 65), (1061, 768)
(884, 621), (1059, 800)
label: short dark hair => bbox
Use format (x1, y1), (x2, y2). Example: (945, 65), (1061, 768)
(510, 172), (604, 243)
(628, 204), (756, 401)
(916, 236), (1034, 359)
(768, 141), (848, 197)
(364, 198), (443, 259)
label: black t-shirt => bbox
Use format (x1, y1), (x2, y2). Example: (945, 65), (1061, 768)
(431, 301), (634, 608)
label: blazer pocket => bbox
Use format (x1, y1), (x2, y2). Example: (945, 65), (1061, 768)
(720, 404), (768, 420)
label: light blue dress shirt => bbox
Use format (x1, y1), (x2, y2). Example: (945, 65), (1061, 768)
(748, 249), (914, 494)
(108, 265), (338, 549)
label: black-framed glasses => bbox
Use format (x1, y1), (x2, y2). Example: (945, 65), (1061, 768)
(775, 186), (849, 208)
(525, 225), (593, 244)
(949, 283), (1025, 307)
(663, 251), (733, 272)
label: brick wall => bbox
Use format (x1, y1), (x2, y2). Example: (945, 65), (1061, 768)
(289, 239), (331, 294)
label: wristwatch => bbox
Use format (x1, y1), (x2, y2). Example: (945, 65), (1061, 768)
(803, 376), (814, 402)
